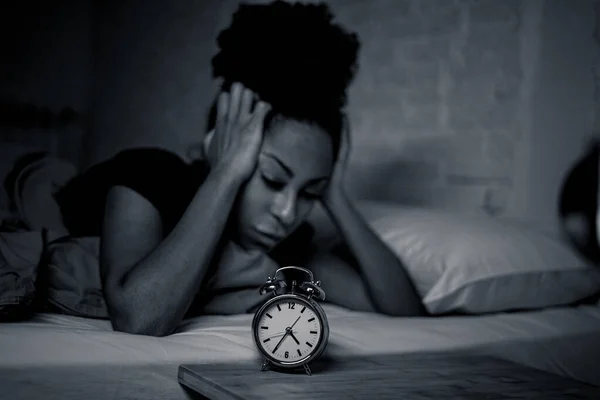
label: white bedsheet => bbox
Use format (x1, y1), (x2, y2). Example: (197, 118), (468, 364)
(1, 303), (599, 399)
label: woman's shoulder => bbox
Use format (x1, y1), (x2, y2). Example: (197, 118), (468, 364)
(106, 146), (208, 187)
(56, 147), (209, 236)
(112, 146), (186, 164)
(110, 147), (192, 175)
(117, 147), (210, 184)
(108, 147), (209, 224)
(63, 147), (201, 197)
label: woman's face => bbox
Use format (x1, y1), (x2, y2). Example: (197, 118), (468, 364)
(232, 118), (334, 252)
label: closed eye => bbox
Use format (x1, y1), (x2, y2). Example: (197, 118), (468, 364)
(262, 175), (285, 190)
(261, 174), (325, 199)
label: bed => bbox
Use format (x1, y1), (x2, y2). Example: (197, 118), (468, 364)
(1, 301), (600, 399)
(1, 108), (600, 399)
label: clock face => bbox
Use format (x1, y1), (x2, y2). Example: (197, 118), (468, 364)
(255, 297), (323, 364)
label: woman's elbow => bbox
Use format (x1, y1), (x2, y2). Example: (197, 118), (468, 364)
(109, 312), (172, 337)
(105, 293), (172, 337)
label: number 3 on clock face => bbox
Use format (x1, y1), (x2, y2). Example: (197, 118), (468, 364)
(254, 295), (326, 366)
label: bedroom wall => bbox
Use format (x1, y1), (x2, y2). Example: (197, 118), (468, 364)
(0, 0), (593, 240)
(63, 0), (596, 234)
(86, 0), (531, 208)
(524, 0), (596, 233)
(0, 0), (92, 111)
(0, 0), (93, 170)
(82, 0), (228, 166)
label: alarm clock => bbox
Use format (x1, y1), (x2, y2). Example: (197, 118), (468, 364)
(252, 266), (329, 376)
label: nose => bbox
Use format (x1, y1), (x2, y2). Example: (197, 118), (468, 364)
(271, 189), (297, 228)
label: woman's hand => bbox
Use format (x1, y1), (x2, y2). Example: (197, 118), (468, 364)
(206, 82), (271, 182)
(313, 116), (426, 316)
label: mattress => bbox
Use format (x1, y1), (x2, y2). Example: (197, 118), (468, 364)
(1, 302), (599, 400)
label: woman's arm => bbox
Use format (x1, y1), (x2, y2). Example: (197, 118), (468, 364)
(308, 119), (426, 317)
(305, 245), (377, 313)
(101, 83), (271, 336)
(319, 191), (426, 316)
(101, 164), (245, 336)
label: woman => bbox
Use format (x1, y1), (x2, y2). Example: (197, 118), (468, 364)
(56, 1), (425, 336)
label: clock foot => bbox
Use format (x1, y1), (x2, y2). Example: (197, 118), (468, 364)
(303, 364), (312, 376)
(260, 360), (270, 372)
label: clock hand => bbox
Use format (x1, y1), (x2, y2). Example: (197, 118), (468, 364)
(289, 316), (301, 329)
(266, 330), (298, 340)
(272, 331), (289, 354)
(289, 331), (300, 345)
(272, 316), (302, 353)
(277, 315), (302, 350)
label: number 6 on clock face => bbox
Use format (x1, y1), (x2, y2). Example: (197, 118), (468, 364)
(252, 294), (329, 367)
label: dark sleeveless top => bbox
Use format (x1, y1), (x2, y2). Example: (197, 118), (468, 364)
(54, 147), (315, 267)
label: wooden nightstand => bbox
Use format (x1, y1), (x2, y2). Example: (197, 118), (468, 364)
(178, 352), (600, 399)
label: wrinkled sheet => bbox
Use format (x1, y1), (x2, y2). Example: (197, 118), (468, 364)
(1, 302), (599, 399)
(0, 230), (45, 319)
(0, 153), (108, 320)
(0, 231), (108, 320)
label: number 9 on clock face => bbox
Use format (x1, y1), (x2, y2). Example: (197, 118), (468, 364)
(252, 294), (329, 368)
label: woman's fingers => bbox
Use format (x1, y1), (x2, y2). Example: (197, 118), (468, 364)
(239, 88), (254, 122)
(338, 114), (351, 160)
(227, 82), (243, 127)
(249, 101), (271, 129)
(216, 82), (270, 140)
(215, 91), (229, 136)
(208, 83), (269, 178)
(245, 101), (271, 142)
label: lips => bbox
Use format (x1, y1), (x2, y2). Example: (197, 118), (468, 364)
(254, 228), (284, 243)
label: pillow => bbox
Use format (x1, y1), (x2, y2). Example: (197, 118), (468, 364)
(0, 143), (50, 217)
(5, 153), (76, 234)
(358, 202), (600, 315)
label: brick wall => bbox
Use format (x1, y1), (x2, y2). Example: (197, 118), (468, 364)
(332, 0), (527, 217)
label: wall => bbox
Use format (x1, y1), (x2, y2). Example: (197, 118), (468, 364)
(334, 0), (530, 215)
(81, 0), (596, 233)
(83, 0), (235, 166)
(525, 0), (596, 233)
(87, 0), (529, 202)
(0, 0), (93, 167)
(0, 0), (92, 111)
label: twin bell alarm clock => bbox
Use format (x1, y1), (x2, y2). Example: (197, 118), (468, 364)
(251, 266), (329, 376)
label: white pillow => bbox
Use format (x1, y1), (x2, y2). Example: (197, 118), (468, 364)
(358, 202), (600, 315)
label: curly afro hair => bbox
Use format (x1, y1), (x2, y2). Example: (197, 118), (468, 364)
(210, 1), (360, 140)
